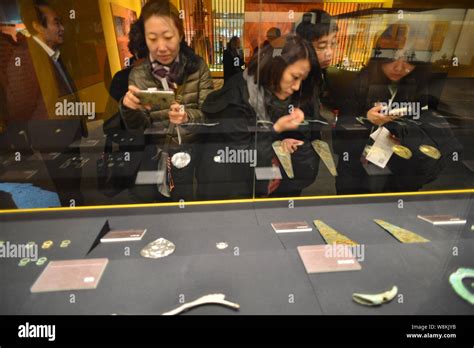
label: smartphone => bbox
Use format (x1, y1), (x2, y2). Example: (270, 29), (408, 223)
(135, 90), (175, 109)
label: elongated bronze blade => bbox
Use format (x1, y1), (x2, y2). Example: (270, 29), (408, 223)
(374, 219), (429, 243)
(313, 220), (358, 245)
(312, 140), (337, 176)
(272, 141), (294, 179)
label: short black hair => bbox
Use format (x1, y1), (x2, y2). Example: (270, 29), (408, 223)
(18, 0), (50, 34)
(248, 34), (321, 104)
(296, 9), (338, 42)
(227, 36), (240, 49)
(266, 27), (281, 38)
(127, 17), (147, 59)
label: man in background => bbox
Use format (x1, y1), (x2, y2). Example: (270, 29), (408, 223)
(2, 0), (86, 206)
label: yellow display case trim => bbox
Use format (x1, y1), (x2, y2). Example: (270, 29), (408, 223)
(0, 189), (472, 215)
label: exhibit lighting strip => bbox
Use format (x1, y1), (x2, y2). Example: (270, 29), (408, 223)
(0, 189), (473, 215)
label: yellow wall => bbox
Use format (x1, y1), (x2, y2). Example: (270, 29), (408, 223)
(99, 0), (143, 77)
(170, 0), (180, 9)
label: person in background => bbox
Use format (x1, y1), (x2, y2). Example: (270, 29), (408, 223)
(264, 27), (281, 47)
(287, 10), (339, 194)
(109, 18), (148, 102)
(253, 27), (281, 58)
(296, 9), (339, 117)
(2, 0), (86, 206)
(198, 34), (321, 200)
(121, 0), (213, 202)
(223, 36), (244, 84)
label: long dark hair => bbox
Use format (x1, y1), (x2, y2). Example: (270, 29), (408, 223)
(131, 1), (201, 74)
(248, 34), (321, 104)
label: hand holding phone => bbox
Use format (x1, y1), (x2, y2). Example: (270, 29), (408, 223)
(123, 86), (175, 111)
(168, 102), (188, 125)
(123, 85), (148, 110)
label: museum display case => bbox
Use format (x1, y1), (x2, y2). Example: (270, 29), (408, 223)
(0, 0), (473, 345)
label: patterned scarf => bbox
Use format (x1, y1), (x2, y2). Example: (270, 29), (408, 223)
(151, 55), (182, 91)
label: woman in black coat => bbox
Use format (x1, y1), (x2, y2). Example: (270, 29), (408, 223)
(197, 34), (322, 200)
(334, 23), (461, 194)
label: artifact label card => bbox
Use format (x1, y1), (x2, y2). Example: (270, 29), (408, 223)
(271, 222), (312, 233)
(297, 245), (361, 274)
(31, 258), (109, 293)
(417, 215), (466, 225)
(100, 229), (147, 242)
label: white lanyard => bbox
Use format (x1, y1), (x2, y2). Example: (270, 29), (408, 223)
(388, 84), (398, 109)
(158, 77), (182, 145)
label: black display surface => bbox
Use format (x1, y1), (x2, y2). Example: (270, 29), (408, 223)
(0, 192), (473, 315)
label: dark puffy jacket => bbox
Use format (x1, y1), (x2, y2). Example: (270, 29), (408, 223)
(197, 72), (321, 200)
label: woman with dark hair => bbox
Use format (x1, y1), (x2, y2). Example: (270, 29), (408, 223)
(334, 23), (462, 194)
(197, 34), (322, 200)
(120, 0), (214, 202)
(223, 36), (244, 83)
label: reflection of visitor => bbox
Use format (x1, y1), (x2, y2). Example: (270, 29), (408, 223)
(334, 23), (462, 195)
(109, 18), (147, 102)
(264, 27), (281, 46)
(223, 36), (244, 83)
(3, 0), (86, 206)
(253, 27), (281, 57)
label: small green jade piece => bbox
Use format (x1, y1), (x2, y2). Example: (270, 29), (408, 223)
(449, 268), (474, 305)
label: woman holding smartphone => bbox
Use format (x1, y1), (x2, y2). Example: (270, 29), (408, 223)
(121, 1), (213, 202)
(334, 23), (461, 194)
